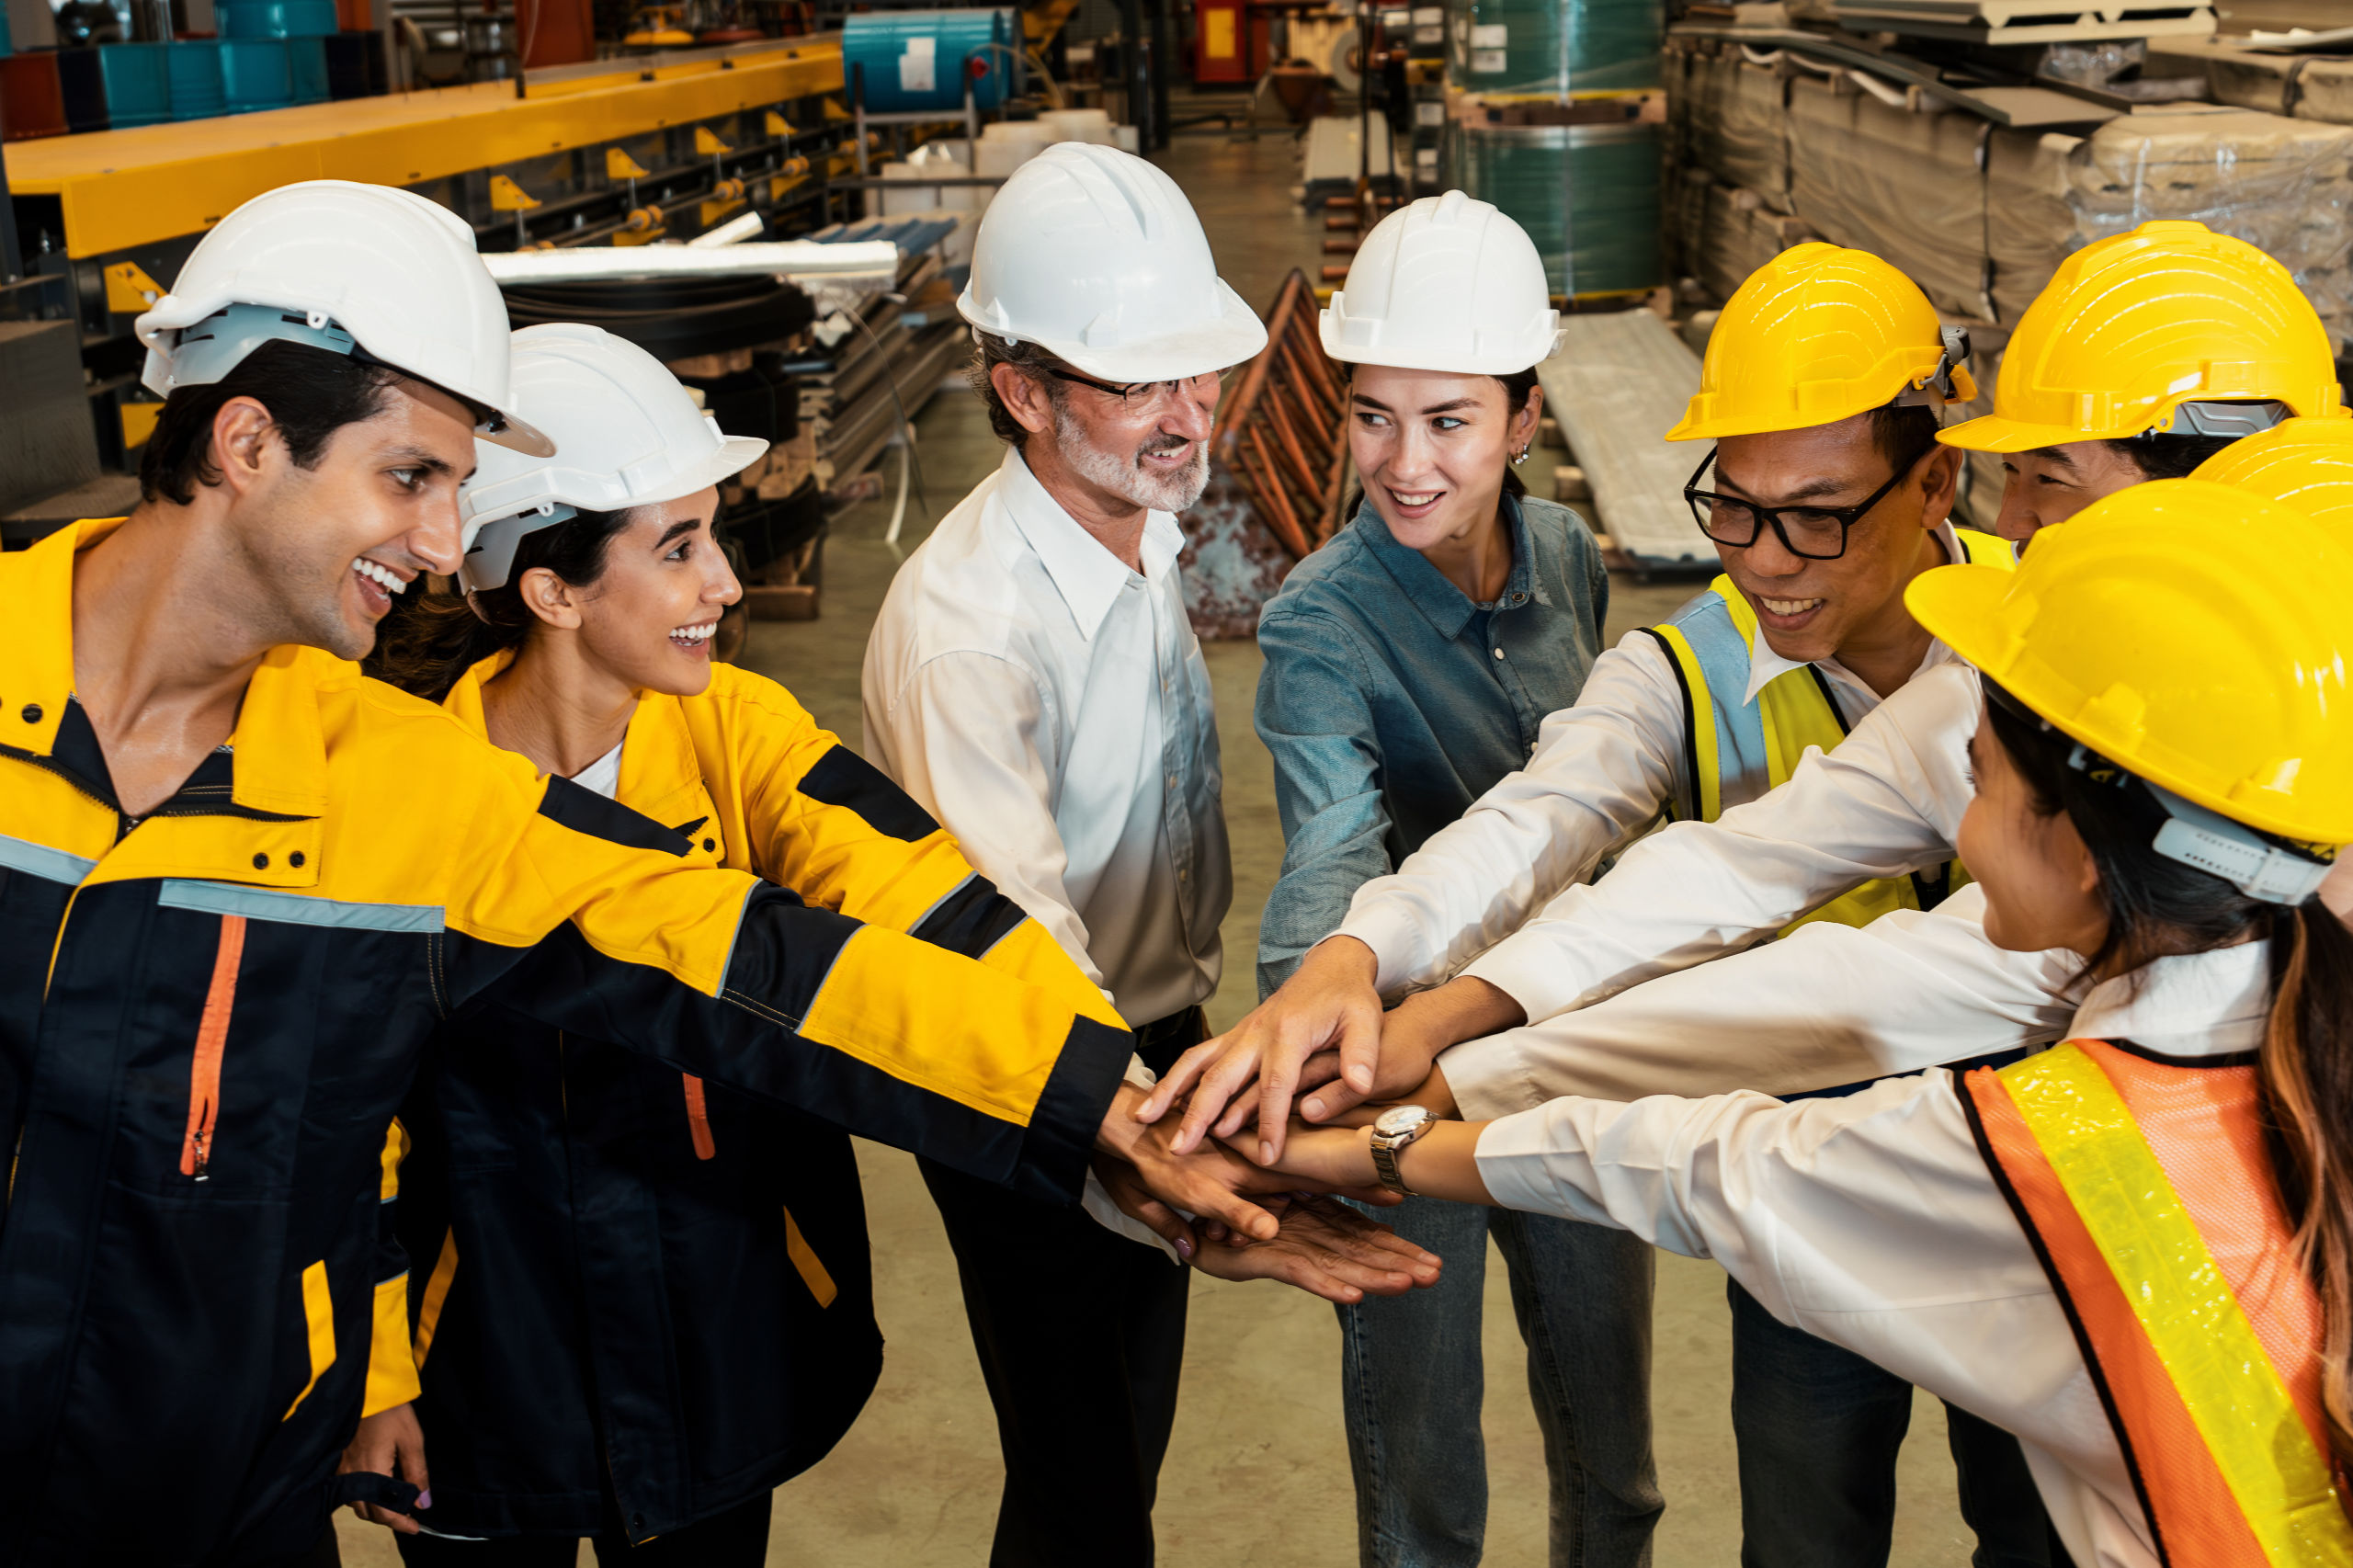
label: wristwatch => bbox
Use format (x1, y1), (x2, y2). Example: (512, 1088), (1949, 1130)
(1368, 1105), (1438, 1197)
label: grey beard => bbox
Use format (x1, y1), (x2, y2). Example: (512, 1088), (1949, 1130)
(1051, 404), (1211, 514)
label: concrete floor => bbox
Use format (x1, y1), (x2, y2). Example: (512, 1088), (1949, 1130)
(340, 126), (1976, 1567)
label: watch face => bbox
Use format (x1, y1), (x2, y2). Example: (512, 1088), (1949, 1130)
(1373, 1105), (1430, 1138)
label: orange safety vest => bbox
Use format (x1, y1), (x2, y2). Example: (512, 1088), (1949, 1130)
(1964, 1040), (2353, 1566)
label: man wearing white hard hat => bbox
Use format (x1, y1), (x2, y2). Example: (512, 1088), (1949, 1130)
(863, 142), (1275, 1566)
(1227, 192), (1663, 1568)
(0, 179), (1286, 1565)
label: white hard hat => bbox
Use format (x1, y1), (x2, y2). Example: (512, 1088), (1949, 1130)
(957, 142), (1267, 383)
(1320, 191), (1560, 376)
(135, 180), (552, 456)
(458, 324), (768, 593)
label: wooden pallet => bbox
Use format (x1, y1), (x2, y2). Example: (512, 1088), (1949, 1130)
(1210, 268), (1351, 562)
(1534, 309), (1718, 574)
(1832, 0), (2216, 41)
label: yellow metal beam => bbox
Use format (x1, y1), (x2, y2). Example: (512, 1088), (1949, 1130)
(8, 40), (841, 258)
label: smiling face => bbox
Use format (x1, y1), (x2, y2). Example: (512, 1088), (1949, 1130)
(219, 376), (476, 660)
(1991, 441), (2145, 544)
(1708, 413), (1959, 668)
(516, 489), (740, 698)
(1347, 365), (1540, 552)
(1957, 699), (2109, 958)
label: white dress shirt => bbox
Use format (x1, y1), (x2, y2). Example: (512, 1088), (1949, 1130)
(1322, 532), (2073, 1112)
(863, 447), (1229, 1027)
(1473, 942), (2276, 1568)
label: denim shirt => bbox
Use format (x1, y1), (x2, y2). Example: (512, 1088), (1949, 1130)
(1254, 492), (1609, 997)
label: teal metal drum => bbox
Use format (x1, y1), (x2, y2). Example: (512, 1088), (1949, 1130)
(166, 40), (226, 119)
(842, 8), (1019, 114)
(287, 35), (328, 101)
(97, 42), (172, 125)
(216, 0), (340, 36)
(1453, 121), (1662, 296)
(218, 38), (294, 111)
(1451, 0), (1660, 99)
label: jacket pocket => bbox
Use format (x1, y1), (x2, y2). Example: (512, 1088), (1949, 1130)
(283, 1260), (336, 1420)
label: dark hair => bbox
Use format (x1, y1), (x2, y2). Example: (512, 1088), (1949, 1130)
(1870, 403), (1944, 477)
(1984, 685), (2353, 1493)
(140, 339), (403, 506)
(364, 509), (633, 703)
(2109, 432), (2240, 481)
(968, 335), (1067, 449)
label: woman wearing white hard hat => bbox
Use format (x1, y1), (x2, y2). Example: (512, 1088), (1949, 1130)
(353, 324), (1426, 1562)
(1246, 191), (1661, 1565)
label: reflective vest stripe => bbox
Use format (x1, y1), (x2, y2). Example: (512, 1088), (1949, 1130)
(1967, 1042), (2353, 1566)
(1645, 529), (2014, 932)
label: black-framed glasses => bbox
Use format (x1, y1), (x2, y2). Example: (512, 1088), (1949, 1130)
(1040, 365), (1226, 409)
(1681, 446), (1923, 562)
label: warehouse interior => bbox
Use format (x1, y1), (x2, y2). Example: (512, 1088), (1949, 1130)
(4, 0), (2351, 1557)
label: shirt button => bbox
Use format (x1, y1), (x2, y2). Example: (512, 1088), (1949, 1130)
(20, 703), (41, 723)
(289, 851), (305, 868)
(252, 852), (269, 869)
(703, 837), (716, 852)
(1493, 647), (1506, 660)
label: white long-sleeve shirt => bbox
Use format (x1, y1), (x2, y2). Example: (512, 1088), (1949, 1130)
(1446, 658), (1987, 1022)
(1472, 942), (2275, 1568)
(1335, 538), (1973, 1001)
(863, 448), (1229, 1025)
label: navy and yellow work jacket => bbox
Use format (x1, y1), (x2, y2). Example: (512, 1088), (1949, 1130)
(382, 650), (1118, 1543)
(0, 520), (1131, 1566)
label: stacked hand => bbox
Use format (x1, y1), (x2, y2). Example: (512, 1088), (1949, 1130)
(1131, 938), (1509, 1164)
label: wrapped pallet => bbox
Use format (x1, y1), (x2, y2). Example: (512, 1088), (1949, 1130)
(1668, 36), (2353, 350)
(1986, 110), (2353, 347)
(1787, 74), (1995, 320)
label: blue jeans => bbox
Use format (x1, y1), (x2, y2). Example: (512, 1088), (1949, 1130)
(1337, 1196), (1662, 1568)
(1728, 1280), (2056, 1568)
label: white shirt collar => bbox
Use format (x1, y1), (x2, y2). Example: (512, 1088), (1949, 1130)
(2067, 942), (2273, 1058)
(995, 449), (1185, 643)
(1739, 518), (1971, 709)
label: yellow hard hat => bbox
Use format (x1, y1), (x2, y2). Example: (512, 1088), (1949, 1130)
(1668, 243), (1975, 442)
(1905, 479), (2353, 857)
(2190, 416), (2353, 536)
(1940, 221), (2346, 454)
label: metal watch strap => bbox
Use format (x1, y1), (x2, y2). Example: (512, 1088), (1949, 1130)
(1370, 1124), (1423, 1197)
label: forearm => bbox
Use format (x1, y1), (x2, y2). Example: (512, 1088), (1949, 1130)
(1305, 1119), (1497, 1206)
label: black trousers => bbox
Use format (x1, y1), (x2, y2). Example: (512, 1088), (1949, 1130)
(391, 1492), (771, 1566)
(918, 1002), (1205, 1568)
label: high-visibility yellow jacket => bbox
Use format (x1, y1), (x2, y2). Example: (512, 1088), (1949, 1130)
(0, 520), (1132, 1566)
(381, 649), (1119, 1543)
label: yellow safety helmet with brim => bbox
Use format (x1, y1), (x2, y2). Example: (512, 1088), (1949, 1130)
(1667, 243), (1974, 441)
(2190, 416), (2353, 533)
(1905, 478), (2351, 902)
(1939, 221), (2347, 456)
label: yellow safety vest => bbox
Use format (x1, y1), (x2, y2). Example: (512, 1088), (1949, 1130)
(1642, 528), (2016, 932)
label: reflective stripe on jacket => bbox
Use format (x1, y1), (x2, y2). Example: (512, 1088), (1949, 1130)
(0, 520), (1132, 1566)
(382, 651), (1120, 1542)
(1640, 528), (2015, 931)
(1964, 1040), (2353, 1566)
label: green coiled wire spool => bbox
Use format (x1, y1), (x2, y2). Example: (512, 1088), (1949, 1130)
(1449, 0), (1661, 98)
(1452, 122), (1663, 297)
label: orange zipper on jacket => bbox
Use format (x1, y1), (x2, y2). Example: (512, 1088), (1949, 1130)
(181, 915), (246, 1181)
(681, 1074), (716, 1161)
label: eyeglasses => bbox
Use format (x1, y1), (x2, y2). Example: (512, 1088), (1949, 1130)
(1040, 365), (1227, 411)
(1681, 446), (1924, 562)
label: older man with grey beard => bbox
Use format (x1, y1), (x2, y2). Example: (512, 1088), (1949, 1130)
(861, 142), (1272, 1567)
